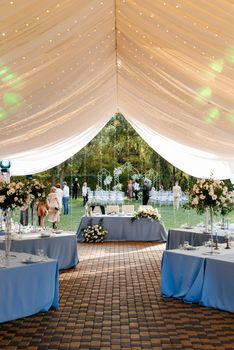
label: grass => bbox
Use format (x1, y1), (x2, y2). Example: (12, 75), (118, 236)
(12, 197), (234, 232)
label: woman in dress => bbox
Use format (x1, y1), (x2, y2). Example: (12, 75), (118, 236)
(47, 187), (60, 229)
(127, 180), (133, 199)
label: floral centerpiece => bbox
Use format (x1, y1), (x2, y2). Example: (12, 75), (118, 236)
(0, 180), (31, 257)
(28, 178), (47, 200)
(186, 177), (233, 250)
(186, 177), (232, 215)
(83, 224), (108, 242)
(0, 180), (30, 211)
(132, 207), (161, 222)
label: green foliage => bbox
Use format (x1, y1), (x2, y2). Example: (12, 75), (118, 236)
(30, 113), (200, 191)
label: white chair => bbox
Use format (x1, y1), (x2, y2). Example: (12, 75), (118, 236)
(106, 205), (120, 214)
(139, 205), (153, 211)
(92, 206), (102, 214)
(122, 205), (134, 214)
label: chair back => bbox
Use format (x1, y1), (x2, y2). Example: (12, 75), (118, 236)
(106, 205), (120, 214)
(92, 206), (102, 214)
(122, 205), (134, 214)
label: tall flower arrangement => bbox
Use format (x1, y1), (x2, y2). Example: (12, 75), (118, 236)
(186, 177), (232, 215)
(0, 180), (30, 211)
(28, 178), (47, 201)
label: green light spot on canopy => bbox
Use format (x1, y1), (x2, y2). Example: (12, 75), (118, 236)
(197, 86), (212, 100)
(226, 47), (234, 64)
(4, 92), (22, 106)
(0, 67), (8, 76)
(205, 107), (220, 124)
(0, 107), (7, 121)
(209, 59), (224, 73)
(227, 111), (234, 123)
(2, 73), (16, 82)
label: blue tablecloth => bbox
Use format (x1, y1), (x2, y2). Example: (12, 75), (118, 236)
(161, 247), (234, 313)
(0, 232), (78, 270)
(77, 216), (167, 242)
(166, 228), (227, 250)
(0, 251), (59, 323)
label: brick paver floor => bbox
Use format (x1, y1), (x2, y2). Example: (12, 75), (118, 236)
(1, 242), (234, 350)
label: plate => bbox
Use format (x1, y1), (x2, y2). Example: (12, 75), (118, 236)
(22, 258), (40, 264)
(40, 234), (51, 238)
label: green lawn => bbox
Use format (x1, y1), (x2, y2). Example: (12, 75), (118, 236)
(12, 197), (234, 232)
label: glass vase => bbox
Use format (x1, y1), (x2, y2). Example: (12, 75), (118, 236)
(32, 201), (38, 232)
(203, 207), (219, 255)
(4, 209), (12, 258)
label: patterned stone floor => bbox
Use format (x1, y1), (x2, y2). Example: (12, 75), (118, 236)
(1, 243), (234, 350)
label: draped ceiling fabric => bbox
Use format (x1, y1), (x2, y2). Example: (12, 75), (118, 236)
(0, 0), (234, 178)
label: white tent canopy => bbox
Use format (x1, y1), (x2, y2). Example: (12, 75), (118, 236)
(0, 0), (233, 178)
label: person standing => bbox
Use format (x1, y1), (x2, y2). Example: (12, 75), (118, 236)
(127, 180), (133, 199)
(72, 177), (80, 200)
(55, 183), (63, 212)
(82, 182), (88, 206)
(48, 187), (60, 229)
(133, 180), (140, 200)
(62, 181), (70, 215)
(173, 181), (182, 210)
(142, 181), (150, 205)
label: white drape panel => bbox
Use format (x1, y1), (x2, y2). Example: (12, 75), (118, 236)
(0, 0), (233, 178)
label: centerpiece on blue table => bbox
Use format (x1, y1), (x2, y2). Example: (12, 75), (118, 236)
(186, 176), (233, 253)
(83, 224), (108, 243)
(132, 207), (161, 222)
(0, 180), (30, 257)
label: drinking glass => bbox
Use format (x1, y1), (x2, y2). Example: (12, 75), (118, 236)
(37, 248), (44, 258)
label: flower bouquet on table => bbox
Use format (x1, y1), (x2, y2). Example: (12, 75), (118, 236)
(185, 176), (233, 253)
(131, 207), (161, 222)
(28, 178), (48, 201)
(185, 177), (232, 215)
(0, 180), (30, 211)
(0, 180), (31, 257)
(83, 224), (108, 243)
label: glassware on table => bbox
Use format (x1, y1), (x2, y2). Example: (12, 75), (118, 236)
(183, 241), (189, 249)
(36, 248), (45, 257)
(0, 253), (6, 268)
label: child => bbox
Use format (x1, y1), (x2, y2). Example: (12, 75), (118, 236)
(37, 198), (49, 229)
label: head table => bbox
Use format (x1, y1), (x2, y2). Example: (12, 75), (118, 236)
(0, 251), (58, 323)
(161, 245), (234, 313)
(0, 231), (78, 270)
(76, 215), (167, 242)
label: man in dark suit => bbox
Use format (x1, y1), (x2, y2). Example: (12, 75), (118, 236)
(142, 181), (150, 205)
(72, 178), (80, 200)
